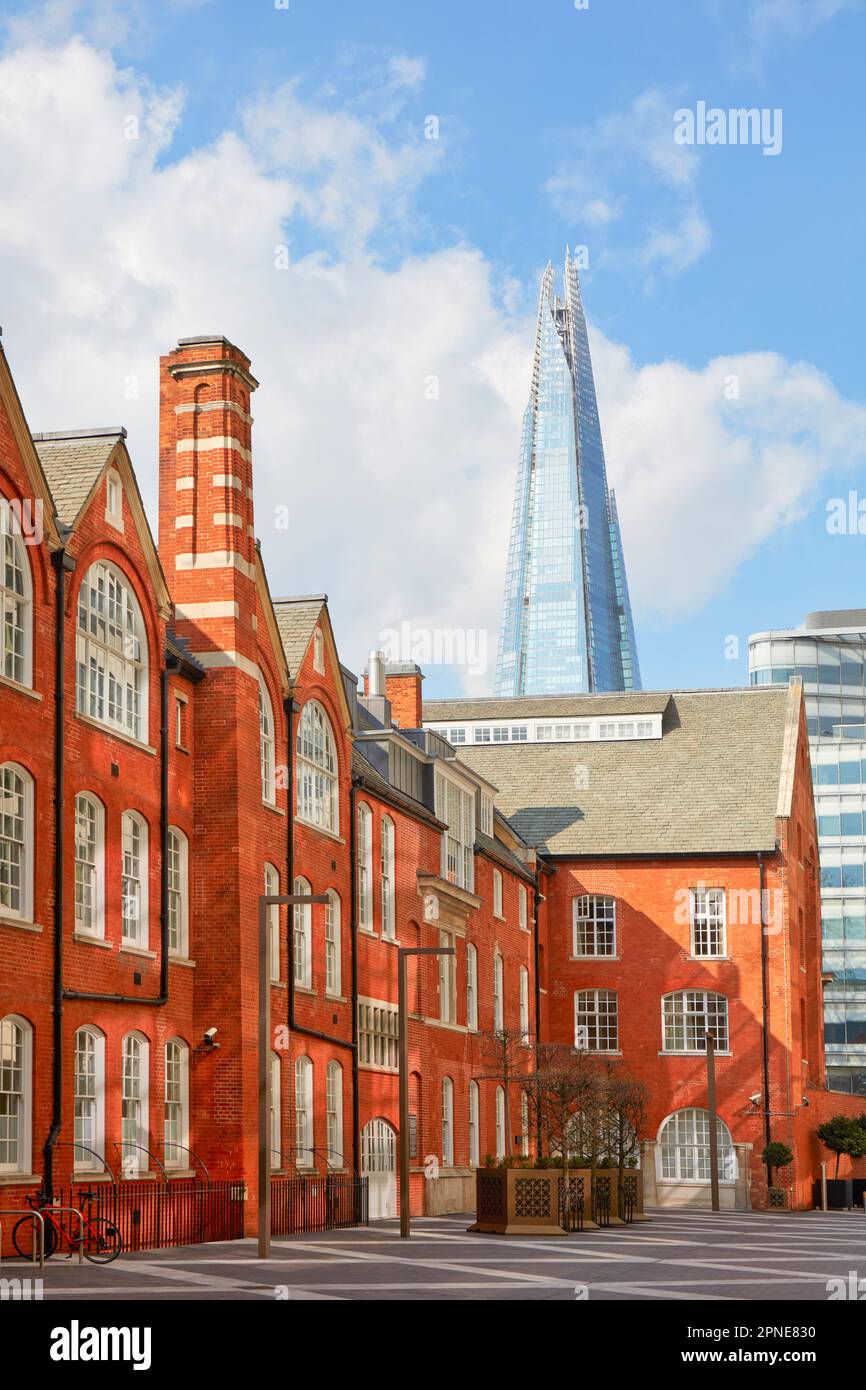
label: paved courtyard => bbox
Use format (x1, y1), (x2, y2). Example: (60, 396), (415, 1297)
(3, 1207), (866, 1301)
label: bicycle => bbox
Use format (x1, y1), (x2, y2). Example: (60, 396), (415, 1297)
(12, 1190), (123, 1264)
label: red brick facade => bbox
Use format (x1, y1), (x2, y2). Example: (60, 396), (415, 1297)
(0, 334), (860, 1238)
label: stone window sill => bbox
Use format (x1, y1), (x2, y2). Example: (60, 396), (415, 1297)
(120, 944), (156, 960)
(0, 917), (43, 934)
(73, 932), (112, 949)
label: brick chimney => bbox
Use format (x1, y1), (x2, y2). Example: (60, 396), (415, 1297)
(385, 662), (424, 728)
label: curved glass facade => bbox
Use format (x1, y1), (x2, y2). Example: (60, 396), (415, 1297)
(496, 253), (641, 696)
(749, 620), (866, 1094)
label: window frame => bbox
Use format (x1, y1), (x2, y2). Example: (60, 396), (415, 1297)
(163, 1038), (189, 1170)
(120, 1031), (149, 1176)
(441, 1076), (454, 1167)
(657, 1107), (737, 1184)
(265, 863), (280, 981)
(73, 1025), (105, 1171)
(572, 894), (616, 958)
(120, 810), (149, 948)
(167, 827), (189, 957)
(0, 499), (33, 688)
(293, 876), (312, 990)
(296, 699), (338, 833)
(258, 672), (276, 807)
(357, 803), (373, 930)
(326, 1059), (343, 1168)
(381, 815), (396, 940)
(689, 887), (727, 959)
(466, 942), (478, 1032)
(0, 762), (34, 923)
(76, 561), (148, 743)
(493, 952), (504, 1032)
(0, 1013), (32, 1174)
(662, 990), (730, 1054)
(294, 1055), (314, 1168)
(325, 889), (341, 997)
(73, 791), (104, 938)
(492, 867), (503, 919)
(574, 988), (619, 1053)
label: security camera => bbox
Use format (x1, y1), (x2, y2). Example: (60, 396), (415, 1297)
(749, 1093), (762, 1107)
(204, 1027), (218, 1040)
(802, 1095), (810, 1107)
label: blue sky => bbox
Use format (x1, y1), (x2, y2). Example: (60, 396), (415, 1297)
(0, 0), (864, 694)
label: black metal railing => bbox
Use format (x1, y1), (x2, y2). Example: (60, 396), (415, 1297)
(592, 1178), (611, 1228)
(557, 1174), (585, 1233)
(270, 1174), (368, 1236)
(62, 1179), (245, 1253)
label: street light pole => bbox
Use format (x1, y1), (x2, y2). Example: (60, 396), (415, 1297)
(398, 945), (455, 1239)
(258, 891), (329, 1259)
(705, 1028), (720, 1213)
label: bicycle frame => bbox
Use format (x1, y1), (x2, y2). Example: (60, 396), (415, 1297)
(27, 1201), (85, 1265)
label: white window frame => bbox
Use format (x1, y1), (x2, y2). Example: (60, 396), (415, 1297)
(121, 1032), (149, 1176)
(358, 998), (399, 1071)
(121, 810), (148, 948)
(294, 1055), (314, 1168)
(439, 928), (456, 1023)
(519, 965), (529, 1043)
(73, 791), (104, 938)
(0, 762), (34, 923)
(357, 803), (373, 930)
(0, 1014), (32, 1174)
(381, 815), (396, 939)
(518, 883), (528, 932)
(326, 1060), (343, 1168)
(73, 1025), (105, 1171)
(574, 989), (619, 1053)
(662, 990), (729, 1053)
(259, 673), (276, 806)
(468, 1080), (480, 1166)
(572, 894), (616, 957)
(521, 1090), (530, 1157)
(265, 863), (280, 981)
(442, 1077), (454, 1167)
(434, 768), (475, 893)
(167, 827), (189, 957)
(163, 1038), (189, 1169)
(270, 1052), (282, 1167)
(296, 699), (338, 833)
(493, 953), (504, 1032)
(492, 867), (503, 918)
(689, 887), (727, 958)
(76, 561), (148, 742)
(466, 943), (478, 1032)
(293, 876), (312, 989)
(325, 889), (341, 997)
(0, 499), (32, 688)
(495, 1085), (506, 1160)
(658, 1107), (737, 1183)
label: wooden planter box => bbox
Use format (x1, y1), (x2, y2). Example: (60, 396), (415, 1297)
(469, 1166), (649, 1235)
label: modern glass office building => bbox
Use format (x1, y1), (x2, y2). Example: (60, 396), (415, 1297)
(495, 252), (641, 697)
(749, 610), (866, 1095)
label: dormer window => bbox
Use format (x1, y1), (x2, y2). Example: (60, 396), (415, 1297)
(105, 470), (123, 532)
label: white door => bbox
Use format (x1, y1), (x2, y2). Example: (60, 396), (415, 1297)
(361, 1119), (397, 1220)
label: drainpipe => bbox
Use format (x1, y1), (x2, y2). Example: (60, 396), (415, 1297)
(62, 658), (178, 1006)
(758, 853), (773, 1153)
(283, 699), (357, 1162)
(44, 547), (73, 1199)
(349, 781), (360, 1179)
(533, 865), (543, 1156)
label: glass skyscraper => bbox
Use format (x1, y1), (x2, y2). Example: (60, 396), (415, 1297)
(496, 251), (641, 696)
(750, 611), (866, 1095)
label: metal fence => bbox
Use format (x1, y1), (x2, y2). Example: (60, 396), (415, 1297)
(61, 1180), (245, 1253)
(271, 1174), (368, 1236)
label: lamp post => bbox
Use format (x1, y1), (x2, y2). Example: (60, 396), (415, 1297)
(705, 1027), (720, 1213)
(258, 890), (329, 1259)
(398, 945), (455, 1239)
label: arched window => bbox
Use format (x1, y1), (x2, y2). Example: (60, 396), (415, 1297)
(519, 965), (530, 1042)
(442, 1077), (454, 1167)
(73, 1026), (105, 1170)
(76, 561), (148, 741)
(121, 811), (148, 948)
(1, 498), (32, 686)
(258, 673), (276, 805)
(325, 890), (341, 996)
(575, 989), (619, 1053)
(466, 943), (478, 1032)
(295, 1055), (313, 1168)
(296, 699), (338, 832)
(167, 828), (189, 957)
(357, 803), (372, 929)
(74, 792), (104, 938)
(0, 763), (33, 922)
(495, 1085), (506, 1160)
(658, 1108), (736, 1183)
(164, 1039), (189, 1169)
(0, 1014), (32, 1173)
(121, 1032), (149, 1175)
(381, 815), (395, 939)
(265, 863), (280, 981)
(270, 1052), (282, 1167)
(493, 953), (504, 1031)
(468, 1080), (480, 1166)
(662, 991), (729, 1053)
(326, 1060), (343, 1168)
(293, 876), (312, 989)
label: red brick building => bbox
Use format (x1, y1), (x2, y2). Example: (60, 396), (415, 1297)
(0, 333), (858, 1237)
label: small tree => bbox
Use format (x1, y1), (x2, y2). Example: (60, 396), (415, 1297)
(475, 1027), (532, 1159)
(761, 1141), (793, 1189)
(816, 1115), (866, 1178)
(601, 1062), (649, 1184)
(535, 1044), (604, 1183)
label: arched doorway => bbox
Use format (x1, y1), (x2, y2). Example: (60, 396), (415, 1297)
(361, 1118), (397, 1220)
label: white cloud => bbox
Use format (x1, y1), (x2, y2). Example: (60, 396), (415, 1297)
(0, 34), (863, 695)
(544, 90), (709, 281)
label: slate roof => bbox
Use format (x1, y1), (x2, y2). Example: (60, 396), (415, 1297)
(33, 429), (125, 527)
(424, 692), (672, 722)
(351, 745), (443, 830)
(273, 596), (326, 677)
(439, 688), (798, 857)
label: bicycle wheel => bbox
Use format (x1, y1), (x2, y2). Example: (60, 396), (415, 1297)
(82, 1216), (123, 1264)
(12, 1215), (57, 1261)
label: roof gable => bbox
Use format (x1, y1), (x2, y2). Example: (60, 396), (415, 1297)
(0, 344), (64, 550)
